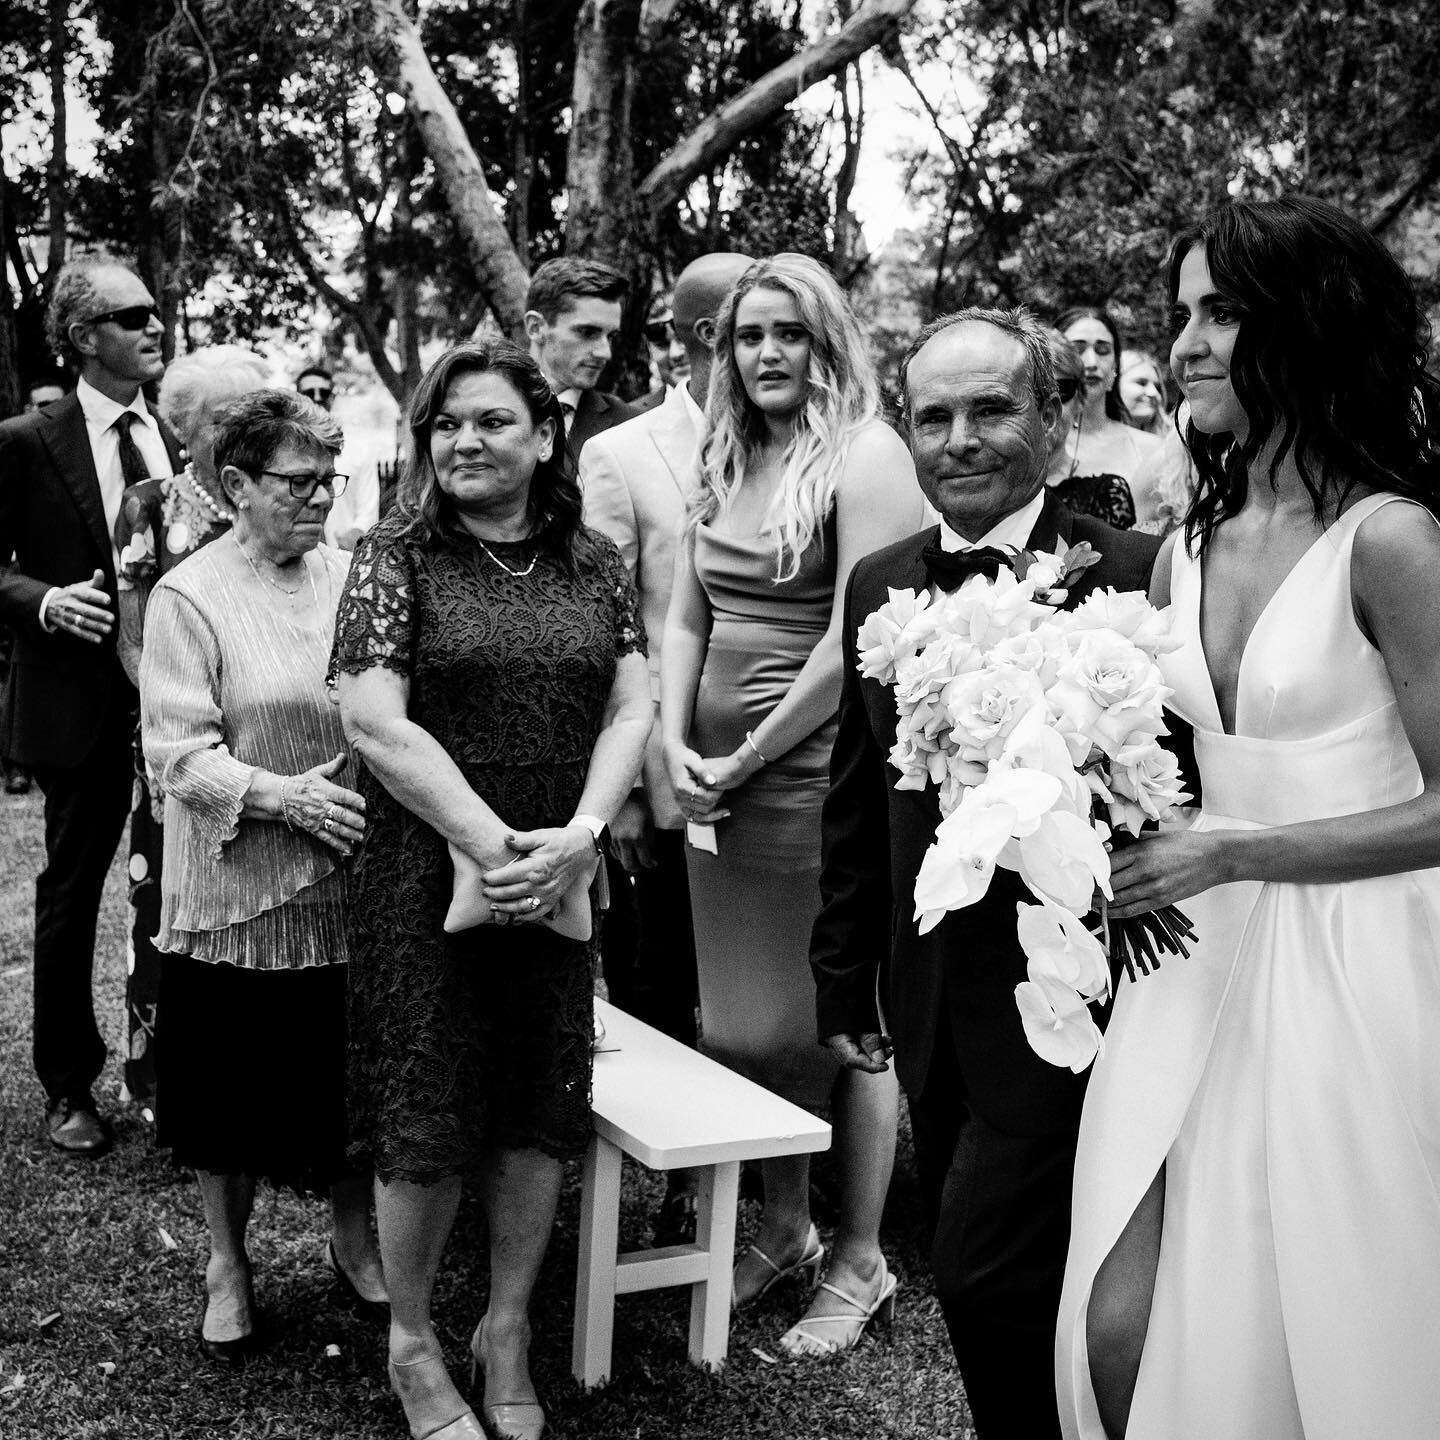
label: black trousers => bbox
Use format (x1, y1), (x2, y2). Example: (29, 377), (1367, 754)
(907, 1026), (1078, 1440)
(30, 684), (135, 1103)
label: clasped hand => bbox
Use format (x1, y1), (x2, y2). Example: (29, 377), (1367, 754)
(49, 569), (114, 644)
(664, 741), (749, 824)
(1107, 829), (1229, 919)
(481, 825), (595, 923)
(287, 753), (366, 856)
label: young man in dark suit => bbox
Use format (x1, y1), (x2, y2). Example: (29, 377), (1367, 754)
(523, 257), (638, 458)
(810, 308), (1160, 1440)
(0, 258), (182, 1154)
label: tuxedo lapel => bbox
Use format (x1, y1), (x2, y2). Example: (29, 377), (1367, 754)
(37, 394), (111, 571)
(647, 390), (698, 495)
(151, 404), (184, 470)
(1024, 491), (1073, 553)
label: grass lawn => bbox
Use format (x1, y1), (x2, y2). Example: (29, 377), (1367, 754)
(0, 785), (975, 1439)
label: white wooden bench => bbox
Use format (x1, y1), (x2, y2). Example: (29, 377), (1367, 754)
(574, 998), (832, 1387)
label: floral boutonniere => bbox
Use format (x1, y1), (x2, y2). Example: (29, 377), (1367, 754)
(1009, 541), (1102, 605)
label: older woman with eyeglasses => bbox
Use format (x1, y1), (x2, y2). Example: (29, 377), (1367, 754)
(141, 388), (386, 1366)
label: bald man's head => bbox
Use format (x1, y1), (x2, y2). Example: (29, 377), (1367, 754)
(673, 253), (753, 364)
(671, 253), (753, 406)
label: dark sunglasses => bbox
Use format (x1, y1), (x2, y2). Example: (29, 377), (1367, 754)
(1056, 377), (1081, 402)
(82, 304), (161, 331)
(298, 385), (333, 402)
(644, 318), (676, 346)
(251, 468), (350, 500)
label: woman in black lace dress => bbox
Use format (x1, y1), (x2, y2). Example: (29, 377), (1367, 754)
(1043, 326), (1137, 529)
(331, 340), (650, 1440)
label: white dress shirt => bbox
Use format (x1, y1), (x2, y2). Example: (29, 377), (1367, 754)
(40, 378), (175, 628)
(937, 490), (1046, 553)
(557, 386), (583, 434)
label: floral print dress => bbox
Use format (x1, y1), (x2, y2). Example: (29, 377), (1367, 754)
(114, 468), (233, 1111)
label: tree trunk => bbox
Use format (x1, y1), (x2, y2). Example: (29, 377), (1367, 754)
(369, 0), (530, 336)
(565, 0), (643, 262)
(638, 0), (919, 216)
(0, 168), (21, 417)
(46, 0), (67, 274)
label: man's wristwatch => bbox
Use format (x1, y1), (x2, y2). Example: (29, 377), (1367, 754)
(569, 812), (608, 856)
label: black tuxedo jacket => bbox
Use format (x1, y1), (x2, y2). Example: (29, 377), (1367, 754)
(0, 391), (183, 768)
(810, 495), (1161, 1137)
(566, 387), (639, 464)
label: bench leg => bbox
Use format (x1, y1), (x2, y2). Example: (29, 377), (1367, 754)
(688, 1159), (740, 1371)
(573, 1132), (622, 1388)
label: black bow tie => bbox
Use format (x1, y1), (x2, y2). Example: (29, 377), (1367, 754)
(921, 542), (1014, 593)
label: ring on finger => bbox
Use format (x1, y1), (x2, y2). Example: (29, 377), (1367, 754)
(528, 895), (541, 912)
(323, 818), (333, 832)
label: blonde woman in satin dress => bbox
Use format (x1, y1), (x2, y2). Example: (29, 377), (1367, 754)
(1056, 197), (1440, 1440)
(141, 389), (385, 1363)
(661, 254), (926, 1355)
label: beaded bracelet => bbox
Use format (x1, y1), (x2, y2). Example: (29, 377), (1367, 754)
(744, 730), (769, 765)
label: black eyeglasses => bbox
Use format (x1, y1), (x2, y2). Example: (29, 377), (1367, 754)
(644, 318), (676, 346)
(82, 304), (161, 331)
(1056, 378), (1081, 402)
(251, 469), (349, 500)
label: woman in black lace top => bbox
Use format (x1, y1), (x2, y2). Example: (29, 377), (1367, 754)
(1043, 327), (1137, 529)
(331, 340), (651, 1440)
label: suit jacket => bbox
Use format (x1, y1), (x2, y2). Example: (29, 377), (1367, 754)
(566, 387), (639, 465)
(810, 495), (1161, 1137)
(0, 391), (183, 767)
(579, 384), (698, 830)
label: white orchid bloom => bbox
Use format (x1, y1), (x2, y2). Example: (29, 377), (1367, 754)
(1014, 809), (1113, 912)
(913, 803), (1015, 932)
(1016, 902), (1110, 1002)
(1015, 975), (1105, 1071)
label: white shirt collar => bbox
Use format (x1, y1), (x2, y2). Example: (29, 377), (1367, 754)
(679, 380), (705, 431)
(76, 375), (154, 433)
(938, 490), (1047, 553)
(557, 387), (583, 412)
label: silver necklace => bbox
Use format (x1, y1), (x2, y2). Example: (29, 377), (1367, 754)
(475, 535), (537, 578)
(238, 538), (318, 606)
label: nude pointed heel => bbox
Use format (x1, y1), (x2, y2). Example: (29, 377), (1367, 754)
(387, 1355), (485, 1440)
(469, 1320), (545, 1440)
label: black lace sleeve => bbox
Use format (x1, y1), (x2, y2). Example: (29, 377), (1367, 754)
(328, 525), (417, 683)
(594, 531), (647, 659)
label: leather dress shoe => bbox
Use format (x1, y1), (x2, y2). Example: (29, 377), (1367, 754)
(46, 1097), (112, 1156)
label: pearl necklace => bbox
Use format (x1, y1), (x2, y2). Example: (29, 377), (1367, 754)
(475, 535), (538, 578)
(185, 467), (235, 524)
(238, 538), (319, 606)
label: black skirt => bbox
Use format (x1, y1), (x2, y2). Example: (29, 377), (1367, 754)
(155, 954), (357, 1193)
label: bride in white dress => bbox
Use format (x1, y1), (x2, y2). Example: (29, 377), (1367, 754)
(1055, 195), (1440, 1440)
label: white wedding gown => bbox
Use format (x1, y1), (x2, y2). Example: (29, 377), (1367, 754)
(1056, 493), (1440, 1439)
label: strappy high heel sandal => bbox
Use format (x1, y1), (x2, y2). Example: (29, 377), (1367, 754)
(778, 1257), (899, 1357)
(732, 1223), (825, 1311)
(387, 1353), (485, 1440)
(469, 1319), (545, 1440)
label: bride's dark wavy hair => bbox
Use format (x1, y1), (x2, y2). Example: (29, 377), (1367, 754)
(1174, 195), (1440, 552)
(394, 339), (592, 572)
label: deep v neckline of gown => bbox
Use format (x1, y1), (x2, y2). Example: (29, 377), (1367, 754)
(1196, 524), (1333, 738)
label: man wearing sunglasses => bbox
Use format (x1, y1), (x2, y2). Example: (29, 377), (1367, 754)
(0, 256), (183, 1156)
(292, 365), (380, 550)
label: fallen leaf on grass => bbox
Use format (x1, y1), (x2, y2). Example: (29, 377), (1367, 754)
(0, 1374), (24, 1395)
(97, 1362), (117, 1378)
(750, 1348), (777, 1364)
(37, 1311), (61, 1332)
(324, 1344), (341, 1359)
(156, 1225), (178, 1250)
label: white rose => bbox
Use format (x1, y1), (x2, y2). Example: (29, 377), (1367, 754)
(1067, 587), (1180, 657)
(1103, 741), (1190, 836)
(856, 587), (936, 683)
(943, 666), (1047, 766)
(1049, 631), (1169, 759)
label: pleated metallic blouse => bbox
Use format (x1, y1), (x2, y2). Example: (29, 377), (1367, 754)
(140, 533), (352, 971)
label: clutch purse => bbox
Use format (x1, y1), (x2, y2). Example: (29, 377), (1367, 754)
(444, 843), (597, 942)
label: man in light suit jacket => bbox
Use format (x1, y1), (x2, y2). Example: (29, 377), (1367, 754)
(578, 253), (752, 1240)
(810, 309), (1160, 1439)
(0, 258), (181, 1154)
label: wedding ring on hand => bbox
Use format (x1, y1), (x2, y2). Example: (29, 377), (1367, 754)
(323, 818), (333, 832)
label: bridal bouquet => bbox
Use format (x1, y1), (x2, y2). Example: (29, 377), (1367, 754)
(856, 543), (1193, 1072)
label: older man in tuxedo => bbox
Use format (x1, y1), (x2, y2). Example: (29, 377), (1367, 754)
(810, 308), (1160, 1440)
(0, 258), (181, 1154)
